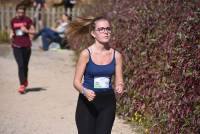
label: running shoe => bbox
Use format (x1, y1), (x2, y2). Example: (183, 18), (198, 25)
(18, 85), (25, 94)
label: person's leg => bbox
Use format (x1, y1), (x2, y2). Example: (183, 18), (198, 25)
(38, 27), (60, 50)
(43, 33), (61, 49)
(33, 4), (41, 26)
(34, 4), (41, 19)
(13, 47), (26, 85)
(76, 94), (96, 134)
(34, 27), (51, 39)
(38, 7), (43, 29)
(22, 47), (31, 86)
(53, 35), (62, 45)
(69, 7), (73, 21)
(95, 93), (116, 134)
(41, 33), (50, 50)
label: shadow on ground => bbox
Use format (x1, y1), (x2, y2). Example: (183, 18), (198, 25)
(25, 87), (47, 93)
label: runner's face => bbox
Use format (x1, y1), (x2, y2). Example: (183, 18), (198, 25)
(16, 9), (25, 18)
(92, 19), (111, 44)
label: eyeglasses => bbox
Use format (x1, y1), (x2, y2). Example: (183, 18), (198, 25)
(95, 27), (112, 33)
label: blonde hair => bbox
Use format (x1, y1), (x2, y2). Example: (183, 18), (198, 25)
(66, 16), (110, 39)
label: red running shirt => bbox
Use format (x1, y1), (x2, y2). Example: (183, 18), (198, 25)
(11, 16), (33, 48)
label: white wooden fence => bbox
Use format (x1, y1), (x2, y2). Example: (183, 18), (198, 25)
(0, 6), (79, 31)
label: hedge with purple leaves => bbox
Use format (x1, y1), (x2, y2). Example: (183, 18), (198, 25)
(69, 0), (200, 133)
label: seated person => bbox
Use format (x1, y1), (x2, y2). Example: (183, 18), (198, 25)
(34, 13), (69, 50)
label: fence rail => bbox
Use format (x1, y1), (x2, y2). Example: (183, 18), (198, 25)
(0, 6), (79, 31)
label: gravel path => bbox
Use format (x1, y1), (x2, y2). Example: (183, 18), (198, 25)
(0, 43), (136, 134)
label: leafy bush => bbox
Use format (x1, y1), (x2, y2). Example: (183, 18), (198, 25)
(70, 0), (200, 133)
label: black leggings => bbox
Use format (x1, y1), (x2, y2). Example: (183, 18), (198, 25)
(13, 47), (31, 85)
(75, 91), (116, 134)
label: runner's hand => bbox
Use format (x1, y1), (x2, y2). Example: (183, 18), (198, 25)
(21, 26), (29, 33)
(115, 85), (124, 95)
(84, 89), (96, 101)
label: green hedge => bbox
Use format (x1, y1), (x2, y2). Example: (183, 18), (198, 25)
(70, 0), (200, 133)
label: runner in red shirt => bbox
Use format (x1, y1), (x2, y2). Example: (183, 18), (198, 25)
(10, 5), (36, 94)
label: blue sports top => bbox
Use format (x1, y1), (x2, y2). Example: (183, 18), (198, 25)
(82, 48), (116, 93)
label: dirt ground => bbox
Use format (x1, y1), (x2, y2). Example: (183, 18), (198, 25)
(0, 42), (137, 134)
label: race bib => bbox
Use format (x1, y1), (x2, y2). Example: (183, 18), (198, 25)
(15, 29), (24, 36)
(94, 77), (110, 88)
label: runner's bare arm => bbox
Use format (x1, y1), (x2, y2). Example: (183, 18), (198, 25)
(115, 51), (124, 94)
(73, 49), (96, 101)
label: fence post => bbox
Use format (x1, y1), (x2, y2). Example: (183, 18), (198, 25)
(0, 6), (5, 31)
